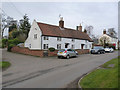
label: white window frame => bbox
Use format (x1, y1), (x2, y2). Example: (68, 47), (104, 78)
(57, 37), (61, 41)
(29, 44), (31, 48)
(44, 36), (49, 40)
(34, 34), (37, 39)
(71, 44), (75, 49)
(43, 44), (49, 49)
(85, 44), (87, 49)
(57, 44), (61, 50)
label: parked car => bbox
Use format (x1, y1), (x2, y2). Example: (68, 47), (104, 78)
(104, 47), (114, 53)
(57, 49), (78, 59)
(91, 46), (105, 54)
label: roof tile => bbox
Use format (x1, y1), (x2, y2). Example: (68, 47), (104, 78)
(37, 22), (93, 42)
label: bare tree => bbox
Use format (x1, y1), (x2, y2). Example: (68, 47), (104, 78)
(84, 25), (94, 37)
(108, 28), (117, 36)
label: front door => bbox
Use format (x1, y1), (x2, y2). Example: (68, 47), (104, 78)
(65, 43), (69, 48)
(81, 44), (85, 49)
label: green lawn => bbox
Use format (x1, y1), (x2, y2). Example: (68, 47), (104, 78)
(79, 56), (119, 88)
(0, 61), (11, 69)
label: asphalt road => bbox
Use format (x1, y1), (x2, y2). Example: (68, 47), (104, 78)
(2, 49), (119, 88)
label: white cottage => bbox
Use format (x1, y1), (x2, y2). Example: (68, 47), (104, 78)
(25, 18), (93, 50)
(99, 29), (118, 49)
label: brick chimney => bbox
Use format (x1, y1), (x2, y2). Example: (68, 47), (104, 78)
(59, 17), (64, 28)
(84, 29), (87, 33)
(103, 29), (106, 34)
(77, 23), (82, 32)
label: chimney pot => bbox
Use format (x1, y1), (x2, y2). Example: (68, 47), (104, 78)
(78, 23), (82, 32)
(84, 29), (87, 33)
(59, 17), (64, 28)
(103, 29), (106, 34)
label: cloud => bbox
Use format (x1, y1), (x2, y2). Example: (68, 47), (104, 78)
(2, 2), (118, 37)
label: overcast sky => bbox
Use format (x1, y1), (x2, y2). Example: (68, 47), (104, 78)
(2, 1), (118, 38)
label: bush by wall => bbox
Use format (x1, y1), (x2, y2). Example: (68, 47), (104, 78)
(7, 38), (21, 51)
(49, 47), (55, 52)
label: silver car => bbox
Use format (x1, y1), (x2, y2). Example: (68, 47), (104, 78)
(57, 49), (78, 59)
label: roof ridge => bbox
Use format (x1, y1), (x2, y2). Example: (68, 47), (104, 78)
(37, 21), (77, 31)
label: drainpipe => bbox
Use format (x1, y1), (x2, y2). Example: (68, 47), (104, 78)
(41, 35), (42, 50)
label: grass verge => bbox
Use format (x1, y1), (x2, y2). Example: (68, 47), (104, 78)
(0, 61), (11, 70)
(79, 56), (119, 88)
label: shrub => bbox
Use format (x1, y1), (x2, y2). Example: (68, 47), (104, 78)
(7, 38), (21, 51)
(49, 47), (55, 52)
(8, 38), (20, 45)
(2, 39), (8, 48)
(7, 44), (15, 51)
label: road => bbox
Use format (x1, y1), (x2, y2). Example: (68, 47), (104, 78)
(2, 49), (119, 88)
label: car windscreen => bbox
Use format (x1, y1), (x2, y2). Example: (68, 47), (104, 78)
(94, 46), (103, 49)
(58, 49), (65, 52)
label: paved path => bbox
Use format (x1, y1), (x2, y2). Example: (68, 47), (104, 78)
(2, 49), (119, 88)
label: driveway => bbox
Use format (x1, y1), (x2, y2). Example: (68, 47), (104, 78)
(2, 49), (119, 88)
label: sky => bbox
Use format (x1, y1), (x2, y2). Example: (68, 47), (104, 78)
(2, 1), (118, 38)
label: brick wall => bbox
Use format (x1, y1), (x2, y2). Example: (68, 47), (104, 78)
(76, 49), (90, 54)
(11, 46), (44, 57)
(11, 46), (90, 57)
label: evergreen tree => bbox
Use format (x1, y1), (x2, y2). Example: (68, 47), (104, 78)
(19, 14), (31, 37)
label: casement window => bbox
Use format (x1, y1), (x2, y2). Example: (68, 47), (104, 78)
(34, 34), (37, 39)
(35, 28), (37, 30)
(44, 36), (49, 40)
(29, 44), (31, 48)
(85, 44), (87, 49)
(72, 39), (75, 42)
(57, 37), (61, 41)
(57, 44), (61, 49)
(43, 44), (48, 49)
(71, 44), (75, 49)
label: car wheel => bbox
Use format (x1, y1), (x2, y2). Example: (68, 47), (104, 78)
(98, 52), (100, 54)
(66, 55), (70, 59)
(58, 56), (60, 59)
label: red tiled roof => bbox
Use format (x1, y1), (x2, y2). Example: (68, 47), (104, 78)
(37, 22), (93, 42)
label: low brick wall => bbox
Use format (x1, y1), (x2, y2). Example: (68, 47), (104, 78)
(11, 46), (90, 57)
(11, 46), (44, 57)
(76, 49), (90, 54)
(48, 50), (58, 56)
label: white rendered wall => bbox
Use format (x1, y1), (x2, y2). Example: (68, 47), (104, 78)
(42, 36), (92, 50)
(24, 20), (42, 50)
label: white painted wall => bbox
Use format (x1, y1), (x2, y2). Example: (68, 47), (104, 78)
(99, 34), (118, 49)
(24, 20), (42, 50)
(25, 20), (93, 50)
(42, 36), (92, 50)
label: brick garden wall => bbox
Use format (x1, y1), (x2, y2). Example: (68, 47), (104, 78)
(76, 49), (90, 54)
(11, 46), (44, 57)
(11, 46), (90, 57)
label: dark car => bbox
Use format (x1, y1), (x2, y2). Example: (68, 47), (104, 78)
(91, 46), (105, 54)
